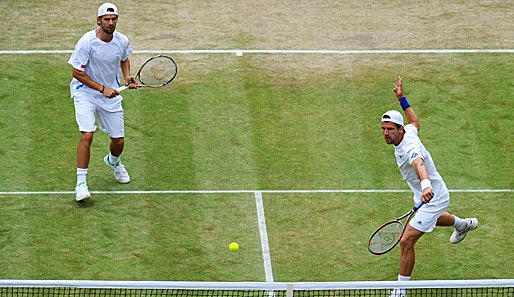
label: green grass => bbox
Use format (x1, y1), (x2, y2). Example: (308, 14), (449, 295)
(0, 193), (264, 281)
(0, 53), (512, 282)
(266, 192), (513, 281)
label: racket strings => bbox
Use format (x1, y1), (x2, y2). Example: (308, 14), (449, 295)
(138, 57), (177, 86)
(369, 222), (403, 253)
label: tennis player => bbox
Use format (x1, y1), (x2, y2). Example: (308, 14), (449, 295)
(382, 76), (478, 293)
(69, 3), (137, 201)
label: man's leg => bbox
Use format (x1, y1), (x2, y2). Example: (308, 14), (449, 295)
(77, 132), (94, 169)
(76, 132), (94, 201)
(436, 211), (456, 226)
(104, 137), (130, 183)
(399, 225), (424, 277)
(109, 137), (124, 158)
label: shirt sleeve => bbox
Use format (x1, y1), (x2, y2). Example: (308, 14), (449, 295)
(405, 124), (424, 165)
(121, 43), (132, 61)
(68, 36), (90, 71)
(119, 33), (133, 62)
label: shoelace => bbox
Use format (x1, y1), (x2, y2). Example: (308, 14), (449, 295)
(76, 182), (87, 187)
(107, 158), (121, 169)
(114, 163), (128, 175)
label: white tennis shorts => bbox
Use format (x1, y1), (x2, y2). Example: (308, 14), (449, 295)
(409, 195), (450, 233)
(73, 92), (125, 138)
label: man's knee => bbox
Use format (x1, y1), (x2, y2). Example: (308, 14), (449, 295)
(400, 227), (424, 248)
(80, 132), (94, 146)
(111, 137), (125, 146)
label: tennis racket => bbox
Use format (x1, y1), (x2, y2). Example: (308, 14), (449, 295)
(368, 201), (424, 255)
(117, 55), (177, 92)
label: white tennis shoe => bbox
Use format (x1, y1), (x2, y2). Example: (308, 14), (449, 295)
(104, 155), (131, 184)
(389, 288), (406, 297)
(75, 182), (91, 202)
(450, 218), (478, 244)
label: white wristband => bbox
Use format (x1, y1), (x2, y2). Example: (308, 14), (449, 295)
(420, 179), (432, 190)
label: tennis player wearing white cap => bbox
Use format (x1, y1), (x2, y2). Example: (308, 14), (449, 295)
(69, 3), (138, 202)
(382, 76), (478, 295)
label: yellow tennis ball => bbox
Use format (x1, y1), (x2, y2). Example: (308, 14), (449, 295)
(229, 242), (239, 252)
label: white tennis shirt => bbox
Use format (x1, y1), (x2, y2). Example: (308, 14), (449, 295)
(394, 124), (450, 207)
(68, 29), (132, 97)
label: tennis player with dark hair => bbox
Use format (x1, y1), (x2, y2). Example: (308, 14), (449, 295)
(382, 76), (478, 295)
(69, 3), (138, 201)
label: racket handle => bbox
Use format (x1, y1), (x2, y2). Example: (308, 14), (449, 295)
(415, 192), (434, 210)
(117, 85), (128, 92)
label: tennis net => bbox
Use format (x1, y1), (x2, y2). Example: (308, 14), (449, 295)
(0, 279), (512, 296)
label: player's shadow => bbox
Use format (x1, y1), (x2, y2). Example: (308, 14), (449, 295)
(74, 199), (95, 208)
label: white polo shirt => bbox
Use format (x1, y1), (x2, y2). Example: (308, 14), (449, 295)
(394, 124), (450, 209)
(68, 29), (132, 97)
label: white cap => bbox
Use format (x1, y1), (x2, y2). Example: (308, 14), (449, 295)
(98, 3), (118, 17)
(381, 110), (404, 126)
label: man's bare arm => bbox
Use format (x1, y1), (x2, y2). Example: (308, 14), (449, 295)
(393, 76), (420, 131)
(411, 158), (433, 203)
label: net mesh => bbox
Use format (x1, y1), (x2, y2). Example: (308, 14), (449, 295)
(0, 280), (512, 297)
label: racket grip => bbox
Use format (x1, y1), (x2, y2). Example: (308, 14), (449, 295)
(117, 85), (128, 92)
(414, 201), (424, 209)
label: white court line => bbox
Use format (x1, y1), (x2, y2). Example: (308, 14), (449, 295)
(0, 189), (512, 195)
(255, 191), (274, 283)
(2, 49), (514, 55)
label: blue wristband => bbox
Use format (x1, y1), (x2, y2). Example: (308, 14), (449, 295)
(398, 97), (411, 111)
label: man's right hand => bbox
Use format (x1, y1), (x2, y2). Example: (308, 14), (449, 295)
(102, 87), (119, 98)
(393, 76), (404, 99)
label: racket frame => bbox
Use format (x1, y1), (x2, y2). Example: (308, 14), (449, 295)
(117, 55), (177, 92)
(368, 201), (424, 255)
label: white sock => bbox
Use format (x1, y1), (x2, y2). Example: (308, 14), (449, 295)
(398, 275), (411, 281)
(108, 153), (120, 165)
(77, 168), (88, 184)
(453, 215), (467, 230)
